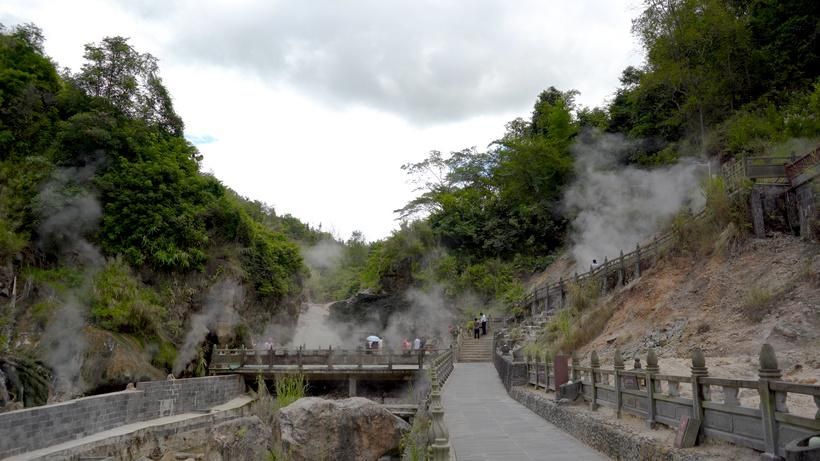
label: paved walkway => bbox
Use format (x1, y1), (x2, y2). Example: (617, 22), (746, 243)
(442, 363), (607, 461)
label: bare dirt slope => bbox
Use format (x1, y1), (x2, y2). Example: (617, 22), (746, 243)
(568, 233), (818, 415)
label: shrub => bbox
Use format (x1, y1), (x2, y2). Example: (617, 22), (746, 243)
(0, 219), (26, 258)
(742, 287), (774, 322)
(150, 340), (177, 371)
(91, 257), (167, 338)
(567, 280), (599, 312)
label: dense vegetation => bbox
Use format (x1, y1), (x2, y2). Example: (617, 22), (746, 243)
(0, 25), (325, 381)
(322, 0), (818, 316)
(0, 0), (817, 400)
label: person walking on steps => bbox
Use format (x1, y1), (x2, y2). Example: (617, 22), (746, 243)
(480, 312), (487, 336)
(473, 318), (480, 339)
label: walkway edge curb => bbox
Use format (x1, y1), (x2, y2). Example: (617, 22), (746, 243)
(508, 387), (703, 461)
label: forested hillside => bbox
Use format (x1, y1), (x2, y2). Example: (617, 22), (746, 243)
(322, 0), (818, 319)
(0, 0), (817, 408)
(0, 25), (330, 404)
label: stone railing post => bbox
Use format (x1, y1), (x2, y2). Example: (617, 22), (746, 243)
(535, 352), (542, 389)
(296, 347), (303, 372)
(427, 370), (451, 461)
(544, 352), (552, 393)
(690, 348), (709, 436)
(387, 351), (393, 370)
(545, 354), (552, 392)
(589, 351), (599, 411)
(618, 250), (625, 286)
(645, 349), (659, 429)
(357, 347), (364, 369)
(571, 351), (580, 383)
(614, 347), (624, 418)
(635, 243), (642, 278)
(327, 346), (334, 370)
(600, 257), (609, 295)
(758, 344), (785, 461)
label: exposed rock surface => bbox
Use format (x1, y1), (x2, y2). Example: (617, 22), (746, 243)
(274, 397), (410, 461)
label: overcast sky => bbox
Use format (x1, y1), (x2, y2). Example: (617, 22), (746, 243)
(3, 0), (643, 241)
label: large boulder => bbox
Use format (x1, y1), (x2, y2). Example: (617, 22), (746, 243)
(274, 397), (410, 461)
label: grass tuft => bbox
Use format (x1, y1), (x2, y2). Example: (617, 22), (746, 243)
(274, 373), (306, 409)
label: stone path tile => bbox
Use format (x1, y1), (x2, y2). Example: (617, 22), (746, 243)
(442, 362), (608, 461)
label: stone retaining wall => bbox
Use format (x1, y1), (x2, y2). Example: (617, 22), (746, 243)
(493, 346), (527, 391)
(508, 387), (700, 461)
(0, 375), (246, 458)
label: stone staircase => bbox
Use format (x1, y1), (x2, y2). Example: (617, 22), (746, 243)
(458, 334), (494, 362)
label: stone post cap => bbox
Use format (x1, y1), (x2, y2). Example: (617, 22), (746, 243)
(646, 349), (659, 373)
(613, 347), (624, 370)
(690, 348), (708, 376)
(758, 343), (782, 379)
(590, 351), (600, 368)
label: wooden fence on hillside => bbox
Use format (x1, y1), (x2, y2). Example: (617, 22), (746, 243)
(514, 146), (819, 318)
(511, 223), (685, 317)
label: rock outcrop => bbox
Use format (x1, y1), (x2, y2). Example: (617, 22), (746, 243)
(274, 397), (410, 461)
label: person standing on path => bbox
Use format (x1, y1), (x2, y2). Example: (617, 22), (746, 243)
(480, 313), (487, 336)
(413, 337), (422, 351)
(473, 318), (480, 339)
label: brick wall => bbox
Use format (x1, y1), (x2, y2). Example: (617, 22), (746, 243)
(0, 375), (245, 458)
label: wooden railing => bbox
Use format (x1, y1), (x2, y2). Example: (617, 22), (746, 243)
(511, 223), (687, 315)
(785, 147), (820, 186)
(210, 347), (446, 373)
(516, 344), (820, 459)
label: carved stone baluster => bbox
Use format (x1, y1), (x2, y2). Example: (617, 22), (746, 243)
(722, 386), (739, 406)
(668, 381), (679, 398)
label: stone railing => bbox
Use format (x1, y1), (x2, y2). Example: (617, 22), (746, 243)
(403, 349), (454, 461)
(505, 344), (819, 459)
(211, 347), (447, 372)
(0, 375), (246, 459)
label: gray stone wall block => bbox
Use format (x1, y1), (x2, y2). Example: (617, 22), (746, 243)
(0, 375), (246, 456)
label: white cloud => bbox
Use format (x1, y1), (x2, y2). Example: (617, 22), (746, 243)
(2, 0), (643, 240)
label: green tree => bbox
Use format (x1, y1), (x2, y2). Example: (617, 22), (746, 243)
(76, 36), (183, 136)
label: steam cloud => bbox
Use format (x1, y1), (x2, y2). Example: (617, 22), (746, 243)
(35, 164), (105, 398)
(564, 132), (706, 269)
(303, 239), (344, 272)
(173, 278), (243, 373)
(285, 283), (457, 351)
(288, 302), (345, 349)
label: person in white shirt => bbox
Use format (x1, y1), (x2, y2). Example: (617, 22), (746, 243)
(413, 337), (422, 350)
(480, 313), (488, 336)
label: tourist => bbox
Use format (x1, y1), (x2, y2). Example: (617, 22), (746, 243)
(480, 312), (487, 336)
(367, 335), (382, 350)
(402, 338), (411, 355)
(591, 259), (599, 270)
(473, 318), (480, 339)
(413, 337), (422, 351)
